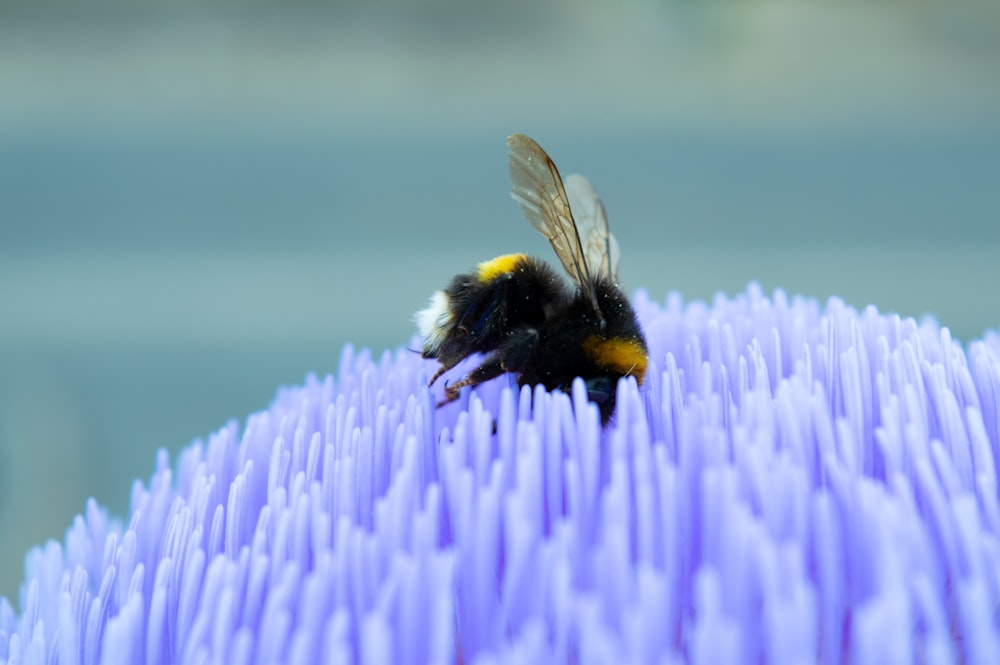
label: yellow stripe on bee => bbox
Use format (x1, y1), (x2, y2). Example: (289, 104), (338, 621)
(476, 253), (527, 284)
(583, 336), (649, 384)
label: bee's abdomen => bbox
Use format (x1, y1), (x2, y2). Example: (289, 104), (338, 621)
(571, 278), (649, 385)
(581, 335), (648, 385)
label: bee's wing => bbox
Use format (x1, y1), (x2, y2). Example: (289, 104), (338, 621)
(564, 173), (620, 282)
(507, 134), (602, 314)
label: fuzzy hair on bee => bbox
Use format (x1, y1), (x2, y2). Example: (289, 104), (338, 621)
(415, 134), (648, 425)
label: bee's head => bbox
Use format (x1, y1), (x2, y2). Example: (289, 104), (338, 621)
(415, 290), (457, 359)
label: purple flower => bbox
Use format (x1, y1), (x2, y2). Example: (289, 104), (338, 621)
(3, 284), (1000, 664)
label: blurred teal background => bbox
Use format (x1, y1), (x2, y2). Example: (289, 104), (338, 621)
(1, 0), (998, 598)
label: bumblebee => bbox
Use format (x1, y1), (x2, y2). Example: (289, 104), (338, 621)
(415, 134), (648, 425)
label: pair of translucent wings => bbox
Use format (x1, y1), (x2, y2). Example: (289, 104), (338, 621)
(507, 133), (621, 317)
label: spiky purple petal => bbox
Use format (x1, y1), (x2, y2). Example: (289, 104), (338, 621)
(2, 284), (1000, 664)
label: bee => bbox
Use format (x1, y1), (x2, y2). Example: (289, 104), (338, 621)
(415, 134), (648, 425)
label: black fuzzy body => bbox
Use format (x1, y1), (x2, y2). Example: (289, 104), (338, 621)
(421, 256), (647, 424)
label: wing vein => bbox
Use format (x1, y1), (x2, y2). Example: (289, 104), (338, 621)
(507, 134), (608, 317)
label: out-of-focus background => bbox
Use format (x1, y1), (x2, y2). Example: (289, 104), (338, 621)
(1, 0), (998, 598)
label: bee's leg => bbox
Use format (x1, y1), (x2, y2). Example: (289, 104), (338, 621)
(497, 327), (538, 373)
(428, 364), (449, 387)
(437, 354), (506, 407)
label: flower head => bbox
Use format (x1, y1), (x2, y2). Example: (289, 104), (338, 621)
(2, 284), (1000, 664)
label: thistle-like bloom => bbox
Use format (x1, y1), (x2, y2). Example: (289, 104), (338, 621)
(3, 284), (1000, 664)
